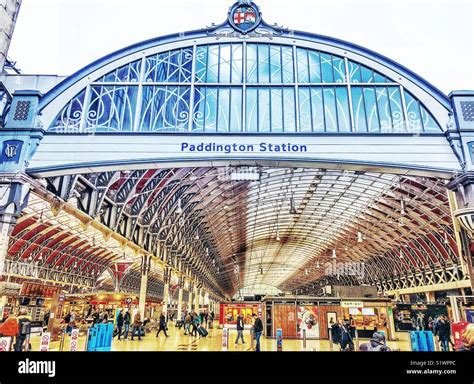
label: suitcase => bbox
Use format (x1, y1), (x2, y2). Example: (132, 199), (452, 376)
(410, 331), (419, 351)
(197, 326), (208, 337)
(418, 331), (428, 352)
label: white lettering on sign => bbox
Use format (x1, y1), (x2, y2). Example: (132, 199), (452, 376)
(341, 301), (364, 308)
(40, 332), (51, 352)
(69, 328), (79, 351)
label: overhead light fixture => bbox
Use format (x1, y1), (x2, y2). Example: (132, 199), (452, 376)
(195, 233), (199, 240)
(316, 260), (320, 269)
(332, 249), (336, 259)
(276, 230), (281, 241)
(27, 255), (32, 262)
(38, 252), (43, 261)
(444, 232), (449, 244)
(289, 197), (297, 215)
(259, 267), (263, 275)
(305, 268), (308, 275)
(399, 249), (404, 258)
(175, 198), (183, 214)
(400, 200), (407, 216)
(357, 231), (363, 243)
(73, 261), (78, 269)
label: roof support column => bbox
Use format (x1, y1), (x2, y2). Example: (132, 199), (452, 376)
(194, 285), (200, 313)
(446, 179), (474, 292)
(177, 275), (184, 321)
(188, 281), (194, 312)
(162, 267), (171, 320)
(138, 254), (151, 317)
(0, 176), (31, 277)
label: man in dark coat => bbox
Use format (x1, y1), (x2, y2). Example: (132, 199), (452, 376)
(156, 312), (169, 337)
(235, 313), (245, 345)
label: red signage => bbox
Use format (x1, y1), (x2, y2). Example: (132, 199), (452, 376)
(40, 332), (51, 352)
(20, 282), (60, 298)
(69, 328), (80, 351)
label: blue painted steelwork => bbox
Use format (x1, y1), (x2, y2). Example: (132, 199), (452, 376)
(47, 41), (443, 134)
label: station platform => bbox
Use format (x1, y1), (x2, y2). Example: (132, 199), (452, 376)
(27, 323), (413, 352)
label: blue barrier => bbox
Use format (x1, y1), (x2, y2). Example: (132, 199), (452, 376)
(86, 323), (114, 352)
(409, 331), (435, 352)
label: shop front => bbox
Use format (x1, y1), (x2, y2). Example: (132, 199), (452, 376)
(263, 297), (394, 340)
(219, 302), (260, 329)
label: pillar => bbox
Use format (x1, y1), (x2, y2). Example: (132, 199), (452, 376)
(188, 282), (193, 312)
(425, 291), (436, 304)
(177, 276), (184, 320)
(1, 91), (44, 276)
(162, 268), (170, 319)
(194, 286), (200, 313)
(138, 254), (151, 317)
(0, 177), (32, 277)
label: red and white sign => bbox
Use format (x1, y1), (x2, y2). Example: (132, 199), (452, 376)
(222, 327), (229, 351)
(40, 332), (51, 351)
(0, 337), (12, 352)
(69, 328), (79, 351)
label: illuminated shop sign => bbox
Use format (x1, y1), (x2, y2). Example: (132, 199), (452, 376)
(181, 142), (308, 154)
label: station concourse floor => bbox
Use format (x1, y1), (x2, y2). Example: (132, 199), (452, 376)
(28, 324), (413, 352)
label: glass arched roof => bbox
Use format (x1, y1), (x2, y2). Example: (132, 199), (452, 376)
(48, 42), (442, 134)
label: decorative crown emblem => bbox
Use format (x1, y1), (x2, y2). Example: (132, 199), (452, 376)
(228, 1), (261, 34)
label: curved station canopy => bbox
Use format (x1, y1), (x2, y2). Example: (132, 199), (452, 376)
(1, 1), (473, 304)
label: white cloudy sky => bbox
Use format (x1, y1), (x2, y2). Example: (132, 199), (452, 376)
(8, 0), (474, 94)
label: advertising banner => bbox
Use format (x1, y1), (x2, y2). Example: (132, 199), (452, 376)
(40, 332), (51, 351)
(69, 328), (80, 351)
(452, 322), (470, 351)
(297, 306), (320, 339)
(0, 337), (12, 352)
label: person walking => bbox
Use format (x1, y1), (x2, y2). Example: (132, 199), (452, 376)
(131, 310), (142, 341)
(156, 312), (169, 337)
(190, 312), (199, 337)
(184, 312), (191, 335)
(434, 315), (451, 351)
(235, 313), (245, 345)
(253, 314), (263, 352)
(339, 319), (354, 351)
(15, 309), (31, 352)
(250, 313), (256, 350)
(116, 310), (124, 341)
(123, 309), (131, 340)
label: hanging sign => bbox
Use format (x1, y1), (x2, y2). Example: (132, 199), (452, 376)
(40, 332), (51, 351)
(341, 301), (364, 308)
(69, 328), (80, 351)
(222, 327), (229, 351)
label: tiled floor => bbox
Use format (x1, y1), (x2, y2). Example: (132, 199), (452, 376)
(27, 324), (413, 352)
